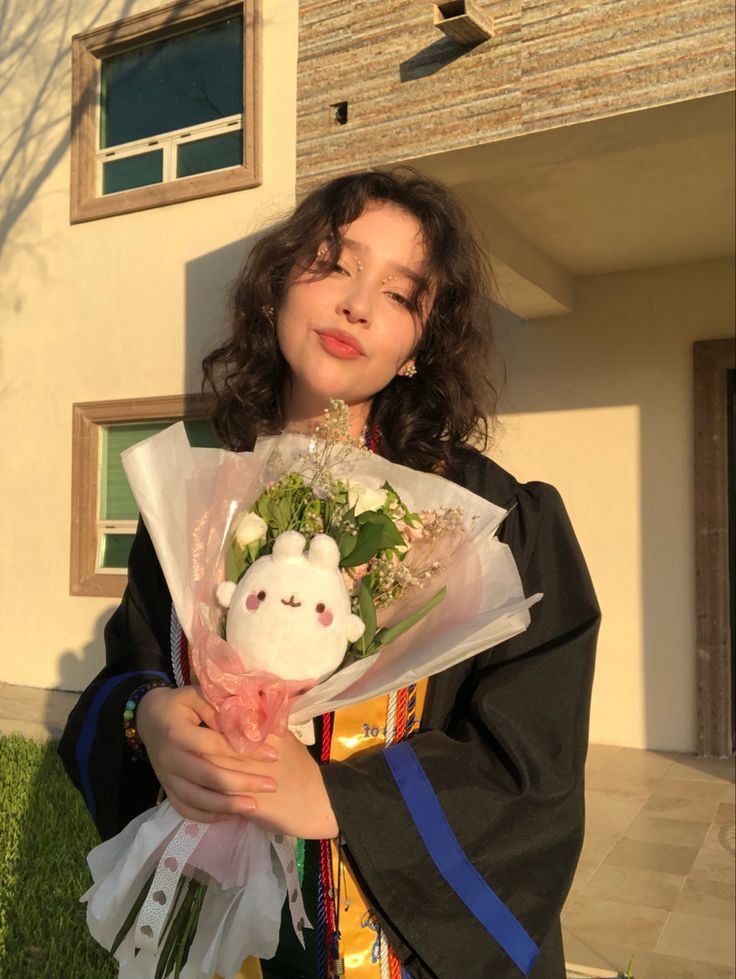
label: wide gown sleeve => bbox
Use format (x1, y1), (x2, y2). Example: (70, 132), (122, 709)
(58, 519), (175, 841)
(321, 480), (600, 979)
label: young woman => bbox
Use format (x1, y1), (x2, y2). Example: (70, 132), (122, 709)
(60, 169), (600, 979)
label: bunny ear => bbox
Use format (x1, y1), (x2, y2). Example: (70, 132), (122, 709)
(216, 580), (236, 609)
(307, 534), (340, 569)
(272, 530), (307, 562)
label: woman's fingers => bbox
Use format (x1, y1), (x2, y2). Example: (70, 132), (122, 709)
(165, 752), (276, 796)
(167, 724), (279, 765)
(164, 774), (257, 818)
(175, 685), (220, 730)
(162, 790), (231, 824)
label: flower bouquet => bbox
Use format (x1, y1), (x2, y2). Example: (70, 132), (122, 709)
(82, 402), (541, 979)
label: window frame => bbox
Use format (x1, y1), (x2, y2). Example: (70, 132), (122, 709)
(70, 0), (260, 224)
(70, 394), (210, 597)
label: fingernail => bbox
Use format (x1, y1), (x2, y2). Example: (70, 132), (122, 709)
(261, 746), (279, 761)
(260, 779), (277, 793)
(241, 799), (256, 812)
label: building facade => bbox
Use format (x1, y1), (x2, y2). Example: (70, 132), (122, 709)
(0, 0), (734, 753)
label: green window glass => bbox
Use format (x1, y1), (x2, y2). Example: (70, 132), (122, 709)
(99, 419), (219, 570)
(100, 533), (138, 570)
(100, 18), (243, 149)
(102, 149), (163, 195)
(177, 129), (243, 178)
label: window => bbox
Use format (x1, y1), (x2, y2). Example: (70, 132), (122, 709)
(71, 0), (260, 223)
(70, 395), (216, 597)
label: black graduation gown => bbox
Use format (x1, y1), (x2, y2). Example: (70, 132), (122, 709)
(58, 445), (600, 979)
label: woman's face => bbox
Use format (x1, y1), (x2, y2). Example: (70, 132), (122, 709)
(276, 201), (431, 428)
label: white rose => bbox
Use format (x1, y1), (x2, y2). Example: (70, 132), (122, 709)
(347, 482), (388, 516)
(234, 511), (268, 547)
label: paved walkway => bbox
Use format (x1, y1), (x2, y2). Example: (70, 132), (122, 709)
(0, 683), (733, 978)
(0, 680), (79, 740)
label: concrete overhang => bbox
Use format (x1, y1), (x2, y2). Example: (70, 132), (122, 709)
(398, 91), (735, 319)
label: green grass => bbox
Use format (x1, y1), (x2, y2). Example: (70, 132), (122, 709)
(0, 734), (116, 979)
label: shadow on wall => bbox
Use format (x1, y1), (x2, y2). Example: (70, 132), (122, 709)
(39, 609), (108, 736)
(183, 227), (283, 393)
(0, 0), (139, 268)
(0, 613), (106, 736)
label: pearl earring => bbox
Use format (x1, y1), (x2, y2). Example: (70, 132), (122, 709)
(399, 360), (417, 378)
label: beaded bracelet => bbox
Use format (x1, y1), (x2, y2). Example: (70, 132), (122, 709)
(123, 678), (174, 759)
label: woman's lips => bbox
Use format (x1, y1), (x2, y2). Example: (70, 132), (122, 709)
(316, 331), (365, 359)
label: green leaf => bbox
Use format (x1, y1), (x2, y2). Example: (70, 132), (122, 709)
(277, 497), (292, 530)
(356, 510), (405, 549)
(373, 587), (446, 649)
(246, 539), (263, 565)
(339, 533), (357, 562)
(357, 578), (377, 650)
(341, 521), (384, 567)
(267, 496), (290, 532)
(226, 541), (246, 583)
(255, 496), (270, 521)
(110, 869), (155, 957)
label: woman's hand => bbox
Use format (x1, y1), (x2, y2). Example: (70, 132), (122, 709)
(136, 685), (278, 823)
(245, 730), (339, 840)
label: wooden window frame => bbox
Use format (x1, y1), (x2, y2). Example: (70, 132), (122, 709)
(693, 338), (735, 756)
(70, 394), (209, 598)
(70, 0), (261, 224)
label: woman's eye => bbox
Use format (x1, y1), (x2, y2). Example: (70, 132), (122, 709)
(388, 292), (413, 309)
(316, 602), (326, 613)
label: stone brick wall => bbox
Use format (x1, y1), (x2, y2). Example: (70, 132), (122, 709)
(297, 0), (735, 192)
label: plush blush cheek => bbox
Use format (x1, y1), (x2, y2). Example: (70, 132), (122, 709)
(318, 610), (334, 627)
(246, 593), (261, 612)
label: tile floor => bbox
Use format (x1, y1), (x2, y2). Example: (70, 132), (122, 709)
(562, 743), (735, 978)
(0, 684), (734, 978)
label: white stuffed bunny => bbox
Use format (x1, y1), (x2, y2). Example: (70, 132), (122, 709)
(216, 530), (365, 682)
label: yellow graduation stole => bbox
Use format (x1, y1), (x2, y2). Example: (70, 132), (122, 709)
(234, 681), (427, 979)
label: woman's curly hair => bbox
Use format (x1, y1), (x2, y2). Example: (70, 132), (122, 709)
(202, 167), (500, 476)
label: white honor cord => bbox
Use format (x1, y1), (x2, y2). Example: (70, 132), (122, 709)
(379, 931), (391, 979)
(378, 689), (398, 977)
(384, 690), (398, 748)
(169, 605), (186, 688)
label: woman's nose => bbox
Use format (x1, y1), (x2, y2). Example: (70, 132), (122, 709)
(338, 280), (373, 325)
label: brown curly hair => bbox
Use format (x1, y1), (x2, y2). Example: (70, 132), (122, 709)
(201, 167), (499, 476)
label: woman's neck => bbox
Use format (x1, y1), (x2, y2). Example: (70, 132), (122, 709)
(283, 397), (371, 441)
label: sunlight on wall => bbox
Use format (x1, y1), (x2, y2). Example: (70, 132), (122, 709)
(0, 0), (298, 691)
(493, 406), (646, 748)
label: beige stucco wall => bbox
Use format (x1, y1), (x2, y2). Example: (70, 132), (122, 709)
(0, 0), (298, 691)
(493, 258), (735, 753)
(1, 4), (732, 755)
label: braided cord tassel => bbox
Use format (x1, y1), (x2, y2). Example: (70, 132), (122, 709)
(394, 687), (408, 742)
(179, 628), (190, 685)
(381, 687), (413, 978)
(317, 712), (335, 977)
(388, 949), (402, 979)
(405, 684), (417, 735)
(379, 935), (391, 979)
(384, 691), (398, 747)
(169, 606), (186, 687)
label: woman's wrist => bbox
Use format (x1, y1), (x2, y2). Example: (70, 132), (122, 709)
(123, 679), (174, 759)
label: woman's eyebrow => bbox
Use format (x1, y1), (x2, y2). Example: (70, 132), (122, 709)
(342, 236), (424, 283)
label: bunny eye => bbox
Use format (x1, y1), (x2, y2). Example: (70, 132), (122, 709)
(316, 602), (326, 613)
(257, 590), (267, 601)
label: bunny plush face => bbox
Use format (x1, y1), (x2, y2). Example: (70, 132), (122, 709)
(216, 530), (365, 682)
